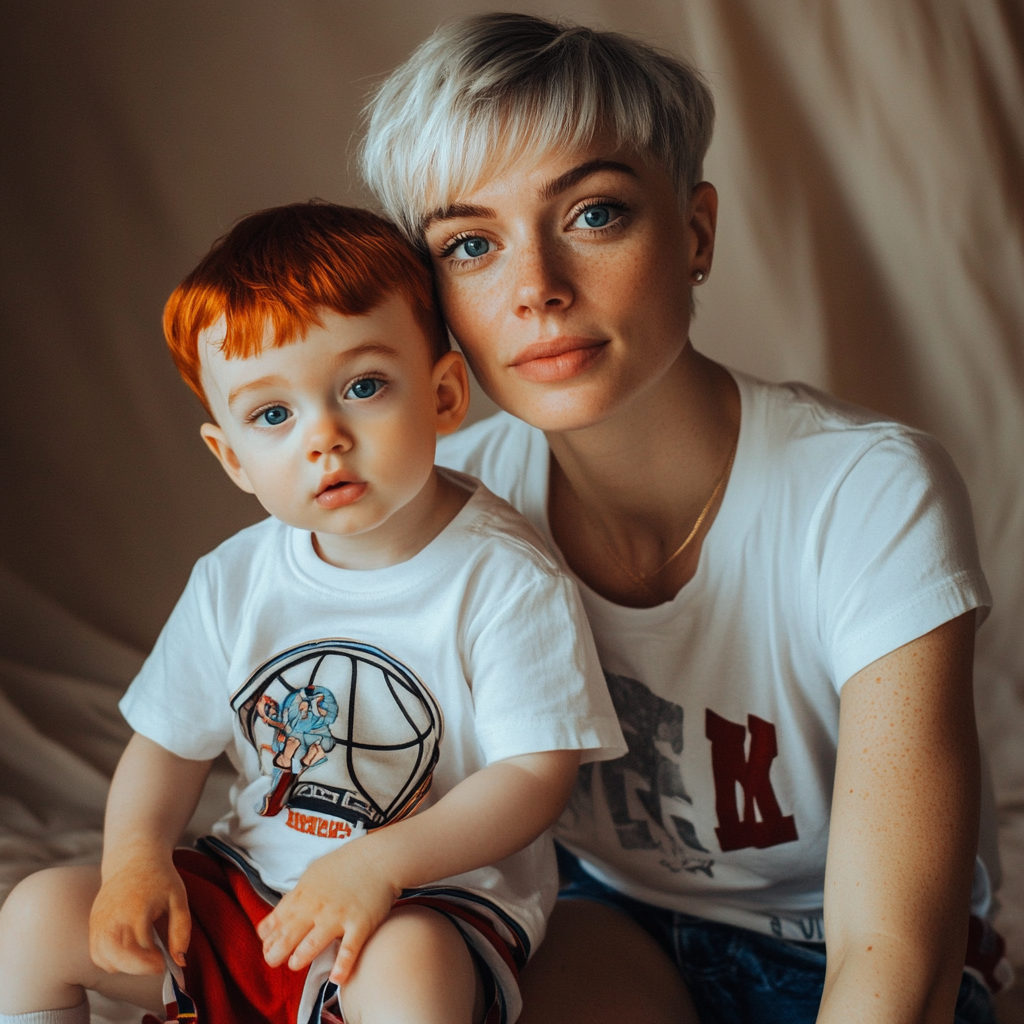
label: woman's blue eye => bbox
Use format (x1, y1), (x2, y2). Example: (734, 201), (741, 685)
(579, 205), (612, 228)
(259, 406), (289, 426)
(346, 378), (384, 400)
(452, 236), (490, 259)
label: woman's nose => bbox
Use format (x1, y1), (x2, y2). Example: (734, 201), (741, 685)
(513, 240), (574, 318)
(306, 413), (353, 461)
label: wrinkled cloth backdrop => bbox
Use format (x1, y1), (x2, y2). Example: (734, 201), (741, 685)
(2, 2), (1022, 1021)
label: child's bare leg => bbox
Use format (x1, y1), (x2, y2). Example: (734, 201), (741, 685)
(340, 905), (485, 1024)
(0, 865), (165, 1016)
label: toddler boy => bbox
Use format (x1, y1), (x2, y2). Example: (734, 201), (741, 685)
(0, 202), (624, 1024)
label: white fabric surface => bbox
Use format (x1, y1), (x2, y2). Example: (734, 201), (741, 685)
(2, 2), (1022, 1018)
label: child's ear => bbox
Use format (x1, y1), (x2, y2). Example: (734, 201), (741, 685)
(199, 423), (256, 494)
(433, 351), (470, 436)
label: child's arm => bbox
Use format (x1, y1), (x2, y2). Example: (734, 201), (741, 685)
(89, 732), (213, 976)
(258, 748), (580, 984)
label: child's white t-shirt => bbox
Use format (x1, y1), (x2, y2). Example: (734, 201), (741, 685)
(436, 371), (992, 942)
(120, 472), (627, 951)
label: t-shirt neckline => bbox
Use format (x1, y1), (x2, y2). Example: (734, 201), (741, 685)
(287, 468), (480, 596)
(531, 369), (762, 620)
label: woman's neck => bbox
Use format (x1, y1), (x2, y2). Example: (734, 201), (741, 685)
(546, 345), (740, 607)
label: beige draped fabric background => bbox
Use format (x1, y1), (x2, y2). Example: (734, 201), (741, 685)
(2, 2), (1022, 1019)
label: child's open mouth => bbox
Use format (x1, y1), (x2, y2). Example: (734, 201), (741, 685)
(315, 479), (368, 509)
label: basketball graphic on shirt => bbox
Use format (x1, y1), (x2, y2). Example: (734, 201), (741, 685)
(231, 640), (442, 832)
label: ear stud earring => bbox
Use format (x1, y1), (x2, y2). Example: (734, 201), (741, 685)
(692, 270), (706, 284)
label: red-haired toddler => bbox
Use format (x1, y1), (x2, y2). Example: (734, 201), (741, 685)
(0, 202), (625, 1024)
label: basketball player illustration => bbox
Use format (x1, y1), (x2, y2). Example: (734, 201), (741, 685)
(256, 685), (339, 772)
(234, 639), (442, 828)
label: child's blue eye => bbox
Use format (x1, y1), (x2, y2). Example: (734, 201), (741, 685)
(451, 236), (490, 260)
(346, 378), (384, 400)
(259, 406), (290, 426)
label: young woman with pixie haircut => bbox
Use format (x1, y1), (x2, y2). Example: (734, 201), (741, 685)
(362, 12), (1003, 1024)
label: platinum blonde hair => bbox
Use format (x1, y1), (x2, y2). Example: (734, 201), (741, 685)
(361, 12), (715, 243)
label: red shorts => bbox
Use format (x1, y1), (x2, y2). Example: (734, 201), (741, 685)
(145, 840), (528, 1024)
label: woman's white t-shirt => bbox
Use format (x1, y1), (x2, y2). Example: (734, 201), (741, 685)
(437, 371), (992, 941)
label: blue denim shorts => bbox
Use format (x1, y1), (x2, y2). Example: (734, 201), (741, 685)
(555, 845), (996, 1024)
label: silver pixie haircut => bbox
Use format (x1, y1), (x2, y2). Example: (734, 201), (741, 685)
(361, 12), (715, 242)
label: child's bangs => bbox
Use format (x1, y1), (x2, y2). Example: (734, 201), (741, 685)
(189, 284), (323, 363)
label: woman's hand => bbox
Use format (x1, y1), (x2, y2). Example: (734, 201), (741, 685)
(257, 840), (400, 984)
(89, 846), (190, 975)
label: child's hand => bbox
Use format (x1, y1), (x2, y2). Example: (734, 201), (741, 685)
(89, 849), (190, 976)
(257, 839), (400, 984)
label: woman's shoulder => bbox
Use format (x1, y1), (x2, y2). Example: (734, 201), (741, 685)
(436, 411), (548, 515)
(733, 369), (953, 485)
(736, 369), (907, 439)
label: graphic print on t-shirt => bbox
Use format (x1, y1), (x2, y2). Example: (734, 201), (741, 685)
(564, 672), (714, 876)
(705, 709), (798, 852)
(231, 640), (442, 838)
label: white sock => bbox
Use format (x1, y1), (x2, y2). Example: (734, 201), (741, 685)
(0, 1004), (90, 1024)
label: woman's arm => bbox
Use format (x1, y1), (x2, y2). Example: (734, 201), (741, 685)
(819, 611), (979, 1023)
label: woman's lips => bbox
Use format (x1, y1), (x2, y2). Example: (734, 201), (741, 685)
(510, 337), (608, 383)
(315, 480), (367, 509)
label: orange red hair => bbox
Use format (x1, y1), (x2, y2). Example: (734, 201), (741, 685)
(163, 201), (449, 413)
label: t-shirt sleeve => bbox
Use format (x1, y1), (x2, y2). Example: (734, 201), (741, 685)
(464, 574), (627, 766)
(119, 558), (234, 759)
(813, 430), (991, 689)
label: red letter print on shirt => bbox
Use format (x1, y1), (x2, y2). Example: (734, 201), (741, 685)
(705, 709), (798, 852)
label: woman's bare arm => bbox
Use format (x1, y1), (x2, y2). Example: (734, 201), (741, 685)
(819, 612), (979, 1023)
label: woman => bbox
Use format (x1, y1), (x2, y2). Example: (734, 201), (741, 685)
(362, 13), (998, 1024)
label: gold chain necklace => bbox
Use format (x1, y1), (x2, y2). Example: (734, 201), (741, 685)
(581, 441), (737, 593)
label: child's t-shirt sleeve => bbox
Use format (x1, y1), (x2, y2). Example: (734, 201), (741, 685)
(119, 558), (234, 759)
(464, 572), (627, 766)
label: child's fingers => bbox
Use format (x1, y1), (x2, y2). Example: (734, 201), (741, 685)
(255, 909), (274, 942)
(166, 890), (192, 968)
(285, 921), (340, 973)
(92, 922), (165, 975)
(329, 919), (373, 985)
(261, 914), (312, 969)
(130, 915), (168, 973)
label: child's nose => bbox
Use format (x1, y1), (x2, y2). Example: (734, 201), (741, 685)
(306, 414), (353, 460)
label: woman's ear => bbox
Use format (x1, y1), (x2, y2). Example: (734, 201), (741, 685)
(199, 423), (256, 493)
(433, 350), (471, 436)
(687, 181), (718, 281)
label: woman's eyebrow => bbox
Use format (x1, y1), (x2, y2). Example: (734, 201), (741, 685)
(539, 159), (637, 200)
(426, 202), (496, 227)
(425, 159), (637, 228)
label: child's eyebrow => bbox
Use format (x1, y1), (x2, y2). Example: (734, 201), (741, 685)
(228, 375), (287, 409)
(341, 341), (401, 361)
